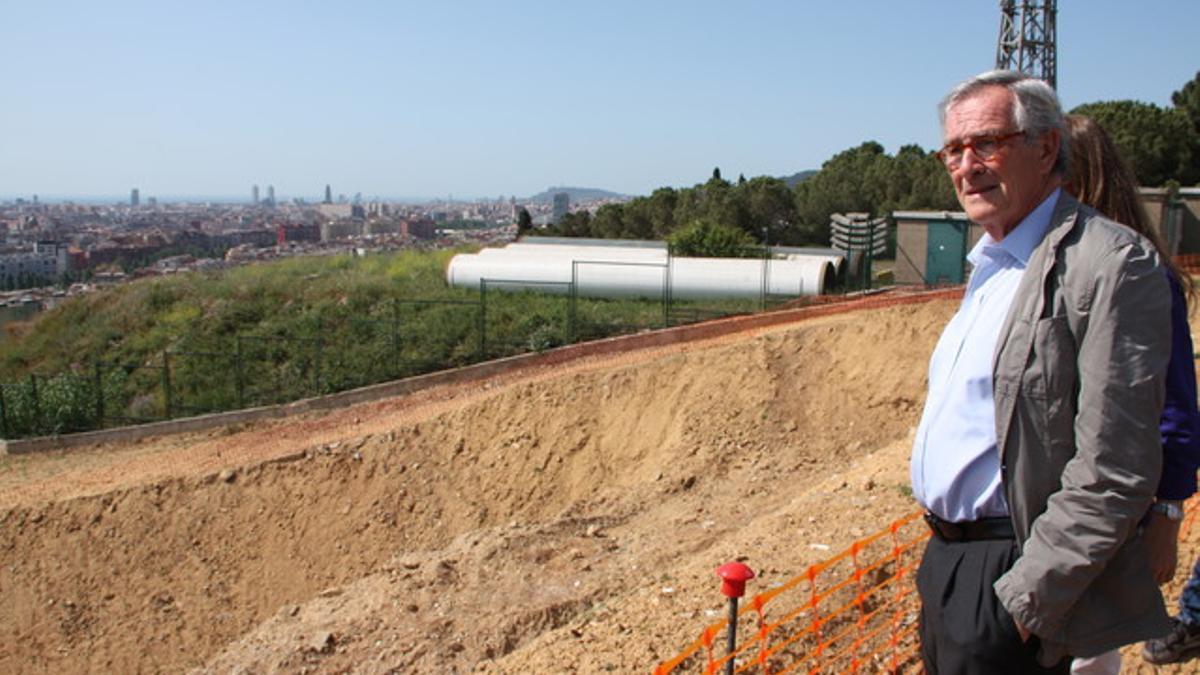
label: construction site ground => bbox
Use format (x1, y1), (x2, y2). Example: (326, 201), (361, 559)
(2, 291), (1198, 674)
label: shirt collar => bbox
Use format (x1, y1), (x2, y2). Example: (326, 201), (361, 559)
(967, 188), (1061, 268)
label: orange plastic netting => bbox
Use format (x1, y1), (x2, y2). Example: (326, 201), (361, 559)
(656, 500), (1200, 675)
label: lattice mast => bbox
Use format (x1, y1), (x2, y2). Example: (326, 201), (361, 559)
(995, 0), (1057, 89)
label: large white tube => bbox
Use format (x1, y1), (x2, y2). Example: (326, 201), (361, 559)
(446, 250), (833, 299)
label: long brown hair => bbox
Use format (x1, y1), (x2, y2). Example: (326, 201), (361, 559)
(1065, 113), (1193, 299)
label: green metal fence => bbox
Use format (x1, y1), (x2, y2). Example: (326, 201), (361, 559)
(0, 275), (817, 439)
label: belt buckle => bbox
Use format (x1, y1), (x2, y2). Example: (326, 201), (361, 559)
(924, 511), (962, 542)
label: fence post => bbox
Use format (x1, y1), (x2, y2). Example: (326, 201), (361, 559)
(568, 265), (578, 344)
(661, 262), (670, 328)
(717, 562), (756, 675)
(314, 319), (324, 395)
(29, 373), (41, 434)
(761, 228), (769, 312)
(93, 358), (104, 426)
(234, 335), (245, 409)
(665, 249), (674, 327)
(0, 383), (8, 438)
(478, 281), (487, 359)
(391, 298), (401, 377)
(161, 351), (173, 419)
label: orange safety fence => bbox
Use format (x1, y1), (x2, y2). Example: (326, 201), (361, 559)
(656, 496), (1200, 675)
(654, 510), (930, 675)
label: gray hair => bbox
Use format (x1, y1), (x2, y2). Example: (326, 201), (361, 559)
(939, 69), (1069, 175)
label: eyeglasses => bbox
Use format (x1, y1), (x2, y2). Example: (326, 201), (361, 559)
(936, 131), (1026, 169)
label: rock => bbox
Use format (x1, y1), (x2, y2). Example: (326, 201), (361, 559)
(219, 469), (236, 483)
(307, 631), (335, 653)
(861, 477), (875, 491)
(585, 524), (604, 538)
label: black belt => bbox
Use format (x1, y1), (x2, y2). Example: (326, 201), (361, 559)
(924, 511), (1015, 542)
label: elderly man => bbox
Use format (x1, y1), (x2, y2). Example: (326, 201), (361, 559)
(910, 70), (1172, 673)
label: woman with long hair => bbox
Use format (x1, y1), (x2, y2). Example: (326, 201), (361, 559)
(1065, 113), (1200, 670)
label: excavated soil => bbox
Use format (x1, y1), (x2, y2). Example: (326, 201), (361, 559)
(2, 294), (1198, 674)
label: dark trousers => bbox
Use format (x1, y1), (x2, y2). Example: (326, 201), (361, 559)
(916, 535), (1069, 674)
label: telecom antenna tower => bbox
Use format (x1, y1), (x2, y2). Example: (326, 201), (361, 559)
(995, 0), (1057, 89)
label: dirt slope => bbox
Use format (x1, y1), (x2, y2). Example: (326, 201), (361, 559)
(1, 295), (1196, 674)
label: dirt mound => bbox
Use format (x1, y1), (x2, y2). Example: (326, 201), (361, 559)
(4, 295), (1193, 674)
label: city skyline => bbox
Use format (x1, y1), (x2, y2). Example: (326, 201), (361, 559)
(3, 1), (1198, 201)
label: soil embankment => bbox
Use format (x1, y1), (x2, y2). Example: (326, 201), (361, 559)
(2, 295), (1194, 674)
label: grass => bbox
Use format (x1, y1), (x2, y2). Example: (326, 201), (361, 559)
(0, 248), (778, 438)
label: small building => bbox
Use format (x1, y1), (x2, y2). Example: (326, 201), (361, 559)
(892, 211), (982, 285)
(1140, 187), (1200, 255)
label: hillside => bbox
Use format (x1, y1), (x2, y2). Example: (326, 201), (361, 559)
(527, 187), (627, 203)
(0, 248), (704, 437)
(2, 293), (1197, 674)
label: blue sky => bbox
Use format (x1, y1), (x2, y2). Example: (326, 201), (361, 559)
(2, 1), (1197, 202)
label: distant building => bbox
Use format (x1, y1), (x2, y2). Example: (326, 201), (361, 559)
(0, 241), (69, 289)
(552, 192), (569, 223)
(402, 218), (437, 239)
(321, 220), (363, 241)
(364, 220), (400, 236)
(318, 203), (354, 220)
(252, 185), (260, 204)
(130, 188), (140, 207)
(218, 229), (276, 248)
(324, 184), (333, 204)
(276, 223), (321, 246)
(266, 185), (276, 207)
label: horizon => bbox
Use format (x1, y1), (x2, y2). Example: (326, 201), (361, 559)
(3, 1), (1197, 199)
(0, 184), (634, 205)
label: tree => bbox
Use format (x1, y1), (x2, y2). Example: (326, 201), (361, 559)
(1172, 71), (1200, 134)
(739, 176), (797, 244)
(516, 208), (533, 236)
(712, 167), (722, 181)
(1171, 71), (1200, 184)
(668, 219), (757, 258)
(1071, 100), (1198, 186)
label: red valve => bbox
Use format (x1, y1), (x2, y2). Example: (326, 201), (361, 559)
(716, 561), (756, 598)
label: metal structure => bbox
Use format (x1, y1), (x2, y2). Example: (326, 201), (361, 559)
(830, 213), (888, 289)
(995, 0), (1057, 89)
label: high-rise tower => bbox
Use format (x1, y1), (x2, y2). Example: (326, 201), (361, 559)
(267, 185), (276, 207)
(130, 188), (140, 207)
(996, 0), (1057, 89)
(324, 184), (333, 204)
(252, 185), (260, 205)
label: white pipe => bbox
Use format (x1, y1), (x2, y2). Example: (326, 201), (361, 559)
(446, 250), (832, 299)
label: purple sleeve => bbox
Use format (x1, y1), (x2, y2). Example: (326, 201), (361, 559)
(1158, 274), (1200, 500)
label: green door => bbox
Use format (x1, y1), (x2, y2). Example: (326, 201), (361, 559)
(926, 220), (967, 284)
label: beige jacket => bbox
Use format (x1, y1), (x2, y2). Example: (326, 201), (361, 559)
(991, 193), (1172, 664)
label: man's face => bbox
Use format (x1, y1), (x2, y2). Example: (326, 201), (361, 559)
(941, 86), (1059, 239)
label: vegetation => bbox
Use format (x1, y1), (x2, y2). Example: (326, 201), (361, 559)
(543, 72), (1200, 250)
(1070, 70), (1200, 187)
(544, 144), (957, 247)
(0, 248), (769, 437)
(667, 219), (758, 258)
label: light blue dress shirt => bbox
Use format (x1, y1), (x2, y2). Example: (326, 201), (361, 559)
(910, 189), (1061, 522)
